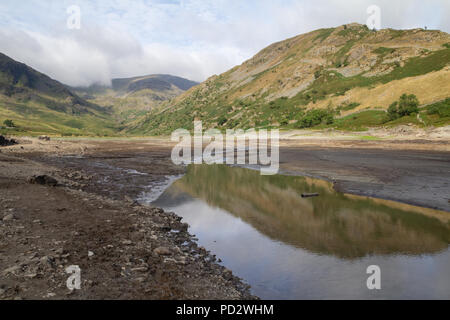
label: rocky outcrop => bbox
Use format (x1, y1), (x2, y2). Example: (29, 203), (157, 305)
(0, 135), (17, 147)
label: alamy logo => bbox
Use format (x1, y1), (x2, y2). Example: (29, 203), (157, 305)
(171, 121), (279, 175)
(366, 5), (381, 30)
(366, 265), (381, 290)
(66, 265), (81, 290)
(67, 5), (81, 30)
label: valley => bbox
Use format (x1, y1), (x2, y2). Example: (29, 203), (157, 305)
(0, 137), (449, 299)
(71, 74), (198, 123)
(0, 53), (198, 137)
(1, 24), (449, 138)
(130, 24), (450, 135)
(1, 20), (449, 301)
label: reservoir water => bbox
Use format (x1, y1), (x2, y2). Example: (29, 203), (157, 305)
(148, 164), (450, 299)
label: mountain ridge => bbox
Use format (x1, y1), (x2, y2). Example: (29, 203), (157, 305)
(0, 52), (116, 136)
(71, 74), (199, 123)
(128, 24), (450, 134)
(1, 24), (449, 137)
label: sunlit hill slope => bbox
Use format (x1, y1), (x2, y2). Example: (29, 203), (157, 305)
(129, 23), (450, 135)
(0, 52), (116, 136)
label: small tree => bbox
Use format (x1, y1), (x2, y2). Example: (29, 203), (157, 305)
(397, 94), (419, 116)
(325, 113), (334, 125)
(386, 94), (420, 122)
(387, 102), (399, 121)
(3, 119), (15, 127)
(217, 116), (227, 126)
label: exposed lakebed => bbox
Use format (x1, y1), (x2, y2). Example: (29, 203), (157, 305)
(37, 147), (450, 299)
(148, 165), (450, 299)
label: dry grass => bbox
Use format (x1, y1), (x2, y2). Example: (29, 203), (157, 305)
(308, 67), (450, 114)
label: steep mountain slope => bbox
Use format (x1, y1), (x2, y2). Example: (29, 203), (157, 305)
(0, 52), (116, 136)
(73, 75), (198, 123)
(130, 24), (450, 134)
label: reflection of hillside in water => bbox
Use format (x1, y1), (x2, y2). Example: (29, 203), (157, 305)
(164, 165), (450, 259)
(152, 187), (193, 207)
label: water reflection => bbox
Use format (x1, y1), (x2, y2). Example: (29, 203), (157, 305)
(158, 165), (449, 259)
(152, 165), (450, 299)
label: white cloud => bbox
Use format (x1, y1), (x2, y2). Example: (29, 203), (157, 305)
(0, 0), (448, 86)
(0, 26), (246, 86)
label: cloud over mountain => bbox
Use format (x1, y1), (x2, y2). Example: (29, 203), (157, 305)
(0, 0), (449, 86)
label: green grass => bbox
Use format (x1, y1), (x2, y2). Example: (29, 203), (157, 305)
(334, 40), (357, 66)
(382, 49), (449, 81)
(332, 110), (386, 131)
(373, 47), (396, 56)
(337, 102), (361, 112)
(314, 28), (335, 42)
(303, 48), (450, 98)
(383, 115), (421, 127)
(425, 98), (450, 117)
(327, 98), (450, 131)
(421, 98), (450, 126)
(337, 28), (358, 37)
(359, 135), (382, 141)
(63, 119), (85, 129)
(0, 98), (119, 137)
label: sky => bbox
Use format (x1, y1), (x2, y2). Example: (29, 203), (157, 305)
(0, 0), (449, 87)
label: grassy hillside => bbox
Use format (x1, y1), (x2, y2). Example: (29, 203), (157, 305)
(0, 54), (197, 136)
(0, 99), (118, 137)
(128, 24), (450, 135)
(0, 53), (117, 136)
(2, 25), (449, 137)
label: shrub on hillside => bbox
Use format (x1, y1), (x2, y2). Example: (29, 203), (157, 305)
(397, 94), (419, 117)
(3, 119), (15, 127)
(217, 116), (227, 126)
(296, 108), (335, 128)
(385, 94), (420, 121)
(387, 102), (399, 121)
(426, 98), (450, 118)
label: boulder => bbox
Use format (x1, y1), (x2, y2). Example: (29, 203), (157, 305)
(2, 213), (15, 221)
(153, 247), (171, 256)
(38, 135), (51, 141)
(29, 175), (58, 187)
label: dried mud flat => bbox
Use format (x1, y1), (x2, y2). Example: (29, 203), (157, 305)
(0, 138), (254, 300)
(1, 136), (449, 300)
(280, 147), (450, 212)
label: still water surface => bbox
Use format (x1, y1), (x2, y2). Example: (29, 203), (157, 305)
(149, 165), (450, 299)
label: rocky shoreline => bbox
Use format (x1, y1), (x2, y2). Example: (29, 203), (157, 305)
(0, 138), (255, 300)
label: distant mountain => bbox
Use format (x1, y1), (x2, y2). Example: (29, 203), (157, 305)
(72, 75), (199, 122)
(0, 52), (198, 136)
(129, 24), (450, 135)
(0, 52), (115, 136)
(111, 74), (198, 93)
